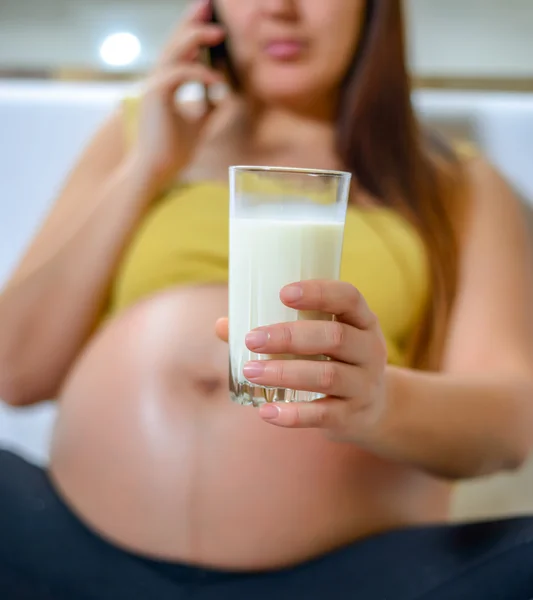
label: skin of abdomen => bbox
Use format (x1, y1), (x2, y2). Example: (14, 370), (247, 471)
(49, 284), (452, 570)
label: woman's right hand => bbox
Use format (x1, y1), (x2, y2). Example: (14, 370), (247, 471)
(131, 0), (226, 192)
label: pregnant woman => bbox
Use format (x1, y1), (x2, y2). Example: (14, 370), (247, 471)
(1, 0), (533, 598)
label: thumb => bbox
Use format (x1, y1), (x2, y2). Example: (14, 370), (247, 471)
(215, 317), (228, 342)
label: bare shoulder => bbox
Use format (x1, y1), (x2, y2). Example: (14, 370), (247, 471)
(458, 154), (532, 282)
(466, 155), (510, 199)
(463, 155), (528, 235)
(442, 153), (533, 374)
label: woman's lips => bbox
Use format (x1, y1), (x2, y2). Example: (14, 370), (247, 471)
(264, 40), (305, 60)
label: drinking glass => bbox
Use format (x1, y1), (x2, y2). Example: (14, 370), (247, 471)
(229, 166), (352, 406)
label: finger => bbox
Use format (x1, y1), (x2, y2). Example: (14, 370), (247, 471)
(258, 398), (350, 430)
(215, 318), (228, 342)
(280, 281), (376, 330)
(243, 359), (360, 398)
(146, 63), (223, 100)
(159, 24), (225, 67)
(180, 0), (213, 29)
(245, 321), (376, 365)
(158, 0), (213, 65)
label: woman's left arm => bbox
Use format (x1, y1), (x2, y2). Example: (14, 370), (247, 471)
(234, 158), (533, 480)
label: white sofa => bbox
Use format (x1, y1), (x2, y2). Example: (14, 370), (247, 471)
(0, 80), (532, 518)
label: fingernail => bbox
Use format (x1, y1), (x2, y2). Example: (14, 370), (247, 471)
(245, 330), (269, 350)
(283, 284), (303, 303)
(260, 404), (280, 420)
(243, 362), (266, 380)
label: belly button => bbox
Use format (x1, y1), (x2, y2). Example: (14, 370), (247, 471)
(193, 376), (224, 396)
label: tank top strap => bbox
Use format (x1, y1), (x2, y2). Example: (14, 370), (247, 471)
(453, 139), (479, 162)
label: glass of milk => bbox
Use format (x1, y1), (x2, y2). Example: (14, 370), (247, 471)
(229, 166), (352, 406)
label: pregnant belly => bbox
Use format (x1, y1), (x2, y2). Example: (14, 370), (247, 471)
(49, 285), (451, 570)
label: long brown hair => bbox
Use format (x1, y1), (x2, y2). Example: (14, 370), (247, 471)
(336, 0), (464, 369)
(218, 0), (464, 370)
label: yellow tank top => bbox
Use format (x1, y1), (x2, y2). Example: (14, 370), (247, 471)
(107, 98), (431, 366)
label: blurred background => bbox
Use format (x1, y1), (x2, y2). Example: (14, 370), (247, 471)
(1, 0), (533, 83)
(0, 0), (532, 519)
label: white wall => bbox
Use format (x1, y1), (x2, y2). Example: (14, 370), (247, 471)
(0, 0), (188, 72)
(0, 81), (132, 283)
(406, 0), (533, 77)
(0, 0), (532, 77)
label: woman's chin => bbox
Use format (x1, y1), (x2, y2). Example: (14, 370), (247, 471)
(254, 85), (325, 110)
(246, 69), (317, 104)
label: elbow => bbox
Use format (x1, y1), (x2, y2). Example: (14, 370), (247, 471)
(505, 436), (533, 473)
(0, 324), (34, 405)
(503, 442), (532, 474)
(0, 381), (29, 407)
(0, 357), (52, 407)
(0, 326), (61, 406)
(0, 380), (51, 407)
(0, 372), (36, 407)
(0, 352), (21, 405)
(501, 383), (533, 473)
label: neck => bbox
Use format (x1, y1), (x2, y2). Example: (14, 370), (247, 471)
(242, 95), (338, 153)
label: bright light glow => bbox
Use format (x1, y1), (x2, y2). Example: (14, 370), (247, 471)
(99, 33), (141, 67)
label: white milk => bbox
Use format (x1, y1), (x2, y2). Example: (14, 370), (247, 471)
(229, 216), (345, 405)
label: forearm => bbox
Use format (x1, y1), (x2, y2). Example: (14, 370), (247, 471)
(0, 154), (155, 404)
(48, 154), (158, 314)
(372, 367), (533, 480)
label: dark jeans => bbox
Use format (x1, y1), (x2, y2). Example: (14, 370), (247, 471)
(1, 449), (533, 600)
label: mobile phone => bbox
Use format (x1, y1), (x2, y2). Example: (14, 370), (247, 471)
(206, 1), (240, 89)
(208, 2), (227, 69)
